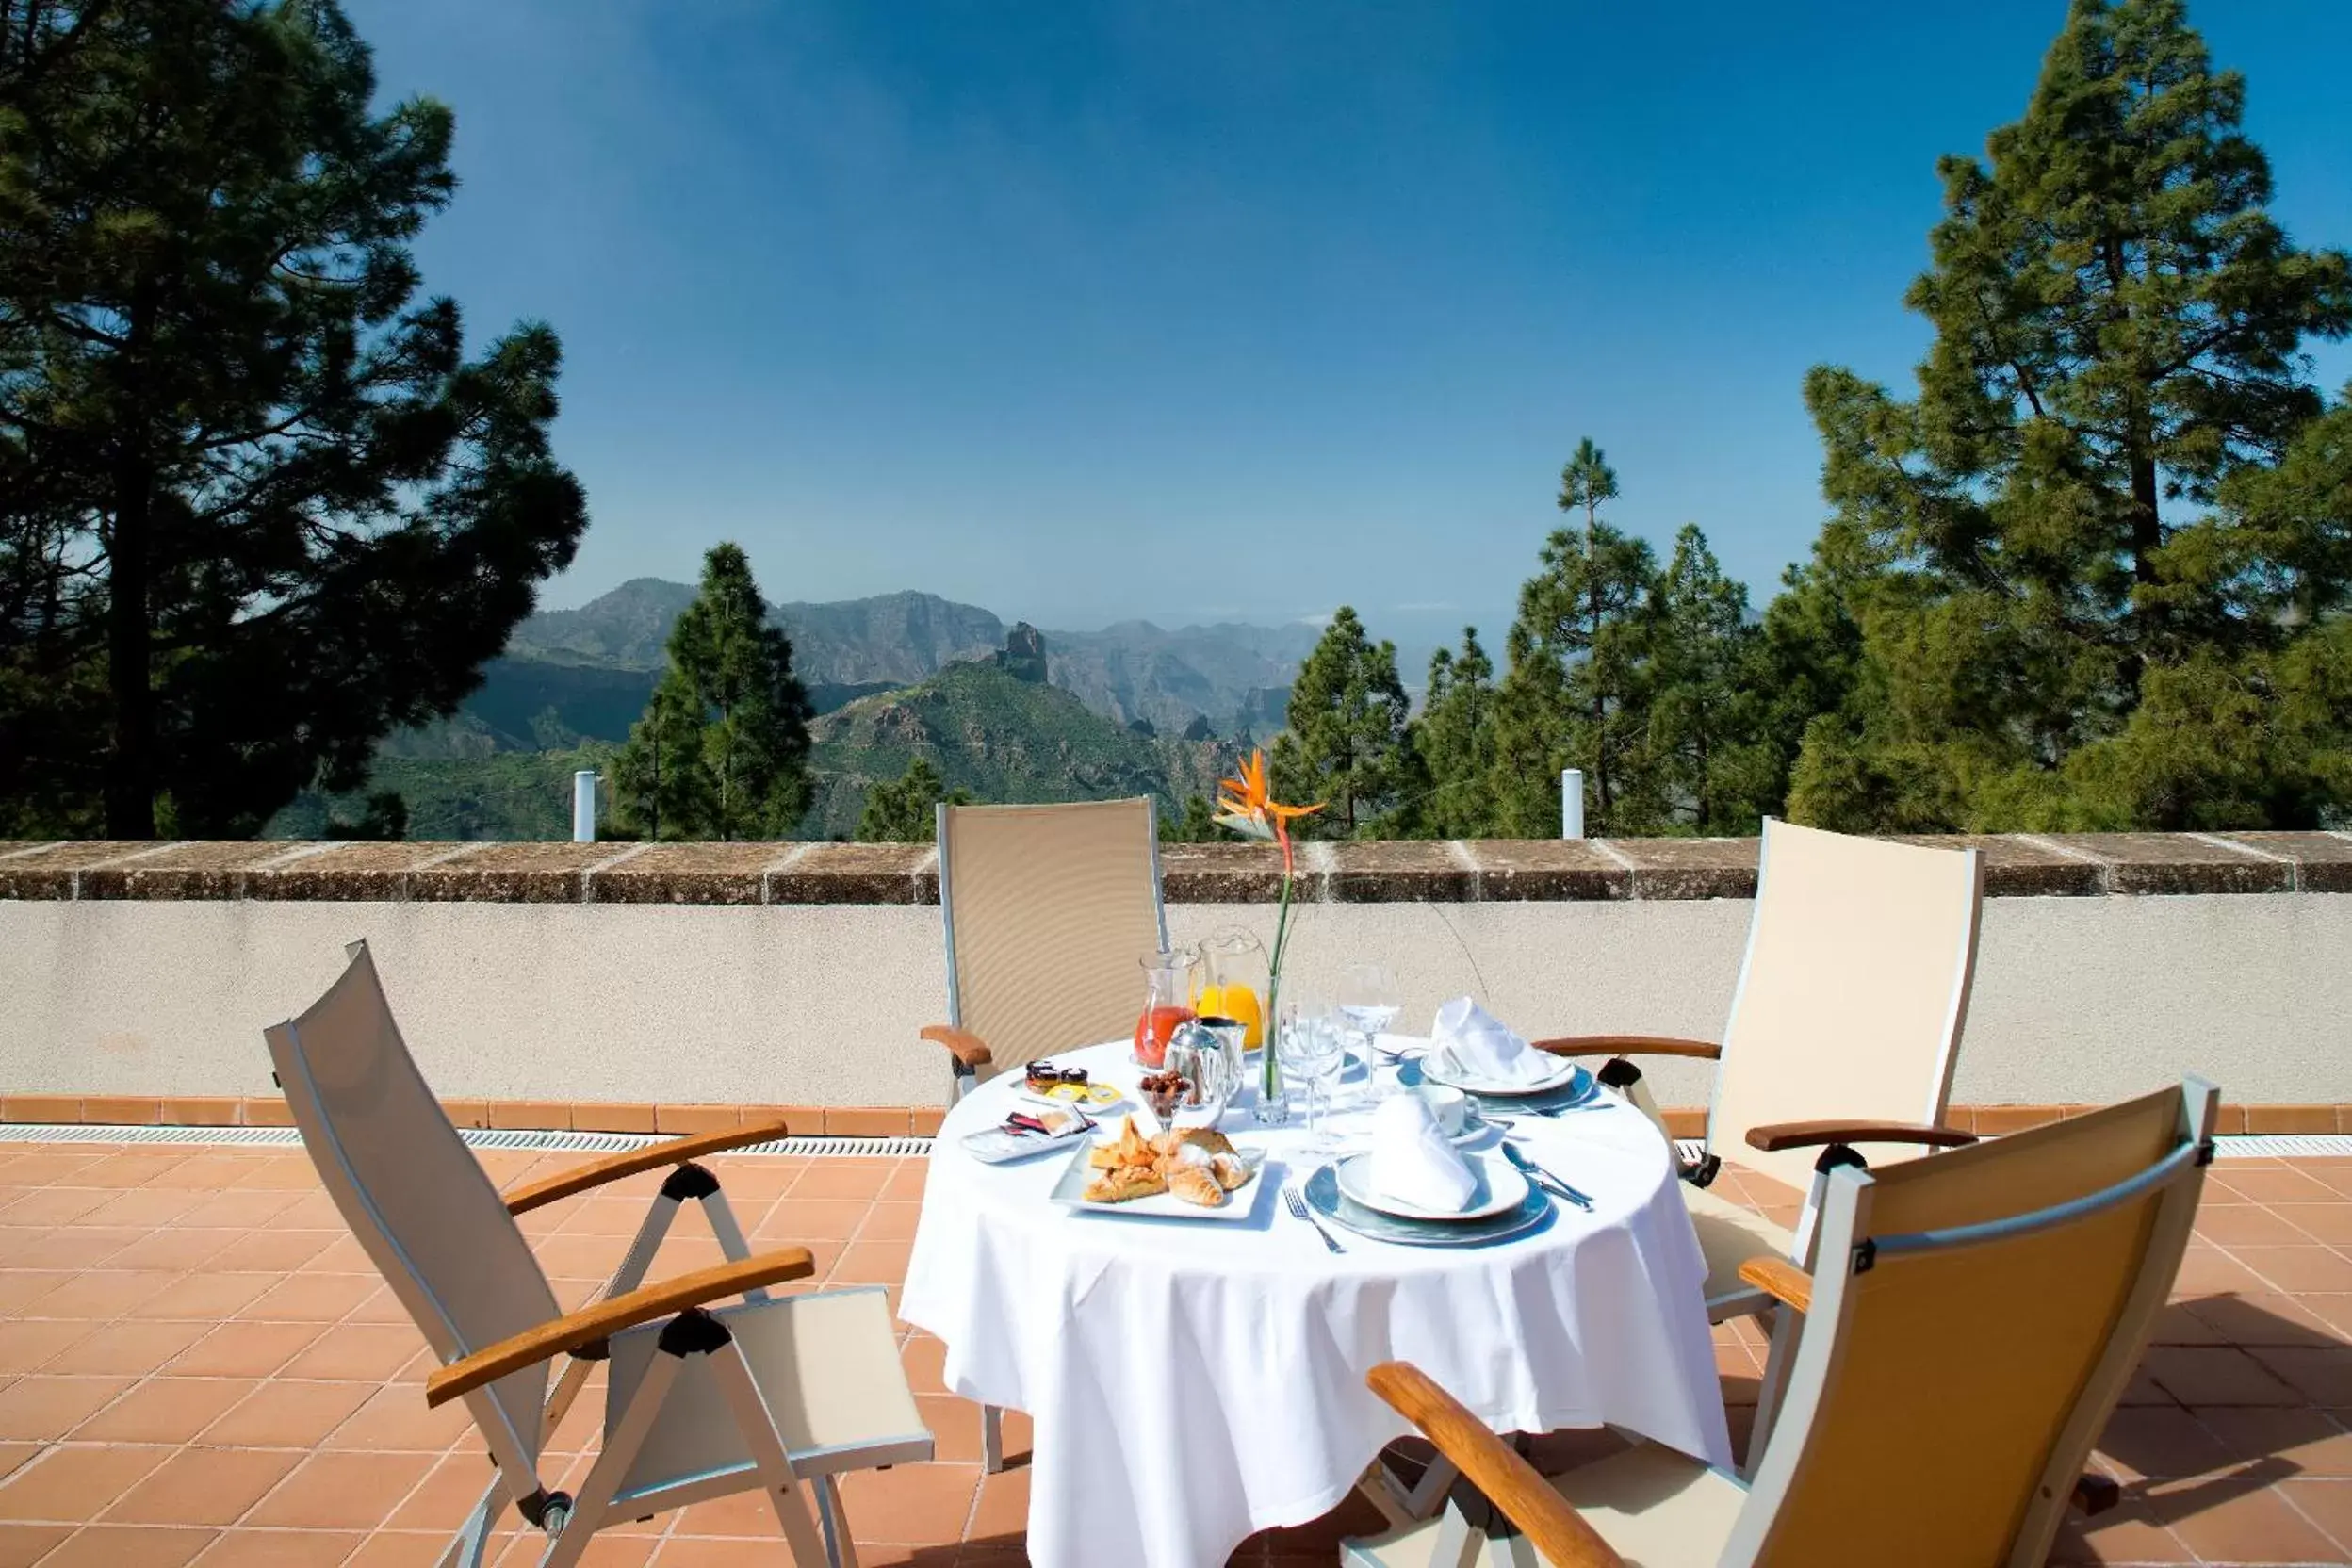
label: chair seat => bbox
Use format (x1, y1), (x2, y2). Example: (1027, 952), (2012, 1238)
(1678, 1183), (1794, 1317)
(1347, 1441), (1747, 1568)
(603, 1285), (932, 1504)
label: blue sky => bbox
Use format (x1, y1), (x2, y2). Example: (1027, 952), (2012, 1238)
(345, 0), (2352, 653)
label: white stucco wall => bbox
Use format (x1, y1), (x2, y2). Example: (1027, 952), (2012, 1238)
(4, 891), (2346, 1109)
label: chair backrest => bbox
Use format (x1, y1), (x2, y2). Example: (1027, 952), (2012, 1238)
(264, 941), (559, 1485)
(1707, 819), (1984, 1191)
(1732, 1078), (2215, 1568)
(938, 797), (1168, 1076)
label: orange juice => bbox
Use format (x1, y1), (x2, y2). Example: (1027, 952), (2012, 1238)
(1195, 983), (1264, 1049)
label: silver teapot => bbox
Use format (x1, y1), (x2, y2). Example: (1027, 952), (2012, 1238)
(1163, 1018), (1242, 1126)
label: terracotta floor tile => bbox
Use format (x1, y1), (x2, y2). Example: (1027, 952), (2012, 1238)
(0, 1377), (136, 1441)
(0, 1189), (113, 1227)
(674, 1485), (792, 1539)
(917, 1395), (987, 1465)
(0, 1524), (73, 1568)
(789, 1163), (898, 1201)
(831, 1239), (916, 1286)
(836, 1463), (980, 1546)
(0, 1320), (95, 1376)
(650, 1540), (812, 1567)
(2170, 1246), (2272, 1298)
(209, 1233), (335, 1274)
(2197, 1203), (2313, 1246)
(2279, 1478), (2352, 1555)
(2178, 1291), (2344, 1348)
(2165, 1477), (2345, 1562)
(2213, 1168), (2346, 1204)
(79, 1189), (210, 1230)
(33, 1524), (217, 1568)
(963, 1467), (1028, 1544)
(2093, 1406), (2234, 1479)
(176, 1193), (304, 1231)
(276, 1326), (426, 1384)
(321, 1385), (471, 1454)
(901, 1335), (951, 1399)
(379, 1454), (501, 1534)
(0, 1273), (77, 1315)
(238, 1275), (377, 1325)
(245, 1452), (436, 1530)
(343, 1532), (468, 1568)
(2235, 1246), (2352, 1296)
(879, 1166), (927, 1202)
(757, 1200), (877, 1244)
(103, 1227), (241, 1272)
(187, 1527), (368, 1566)
(107, 1448), (306, 1527)
(2199, 1408), (2352, 1477)
(2044, 1498), (2195, 1564)
(2271, 1204), (2352, 1247)
(126, 1272), (282, 1322)
(200, 1380), (374, 1448)
(0, 1445), (172, 1522)
(0, 1449), (35, 1487)
(5, 1226), (152, 1270)
(41, 1320), (212, 1378)
(74, 1378), (256, 1443)
(858, 1202), (924, 1243)
(2144, 1346), (2304, 1407)
(166, 1323), (326, 1380)
(2246, 1346), (2352, 1408)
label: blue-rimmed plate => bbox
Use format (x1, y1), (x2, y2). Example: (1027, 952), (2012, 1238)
(1303, 1162), (1553, 1247)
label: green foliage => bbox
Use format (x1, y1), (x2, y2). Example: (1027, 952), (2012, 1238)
(1160, 792), (1221, 842)
(0, 0), (586, 839)
(322, 790), (407, 841)
(269, 743), (614, 841)
(1268, 607), (1417, 837)
(612, 544), (813, 841)
(856, 756), (969, 842)
(1788, 0), (2352, 831)
(1491, 513), (1659, 836)
(1411, 627), (1499, 838)
(1645, 527), (1777, 833)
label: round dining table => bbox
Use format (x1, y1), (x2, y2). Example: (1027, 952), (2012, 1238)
(899, 1037), (1733, 1568)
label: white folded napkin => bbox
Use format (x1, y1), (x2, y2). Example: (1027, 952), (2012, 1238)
(1366, 1093), (1478, 1214)
(1431, 996), (1553, 1085)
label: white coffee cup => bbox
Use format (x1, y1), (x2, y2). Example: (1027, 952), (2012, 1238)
(1414, 1083), (1469, 1136)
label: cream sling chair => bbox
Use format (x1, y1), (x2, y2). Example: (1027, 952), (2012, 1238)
(917, 796), (1168, 1473)
(1533, 819), (1986, 1326)
(1343, 1076), (2219, 1568)
(266, 942), (931, 1568)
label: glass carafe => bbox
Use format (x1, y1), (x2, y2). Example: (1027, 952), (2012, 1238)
(1194, 927), (1269, 1051)
(1133, 946), (1200, 1069)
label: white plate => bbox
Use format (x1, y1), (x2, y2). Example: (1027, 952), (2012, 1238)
(1018, 1080), (1127, 1113)
(1420, 1052), (1585, 1098)
(1048, 1140), (1267, 1223)
(1334, 1151), (1529, 1222)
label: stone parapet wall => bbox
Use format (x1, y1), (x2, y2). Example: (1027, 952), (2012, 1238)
(4, 828), (2350, 904)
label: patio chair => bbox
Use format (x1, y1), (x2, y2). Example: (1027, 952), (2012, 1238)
(920, 796), (1168, 1102)
(917, 795), (1168, 1472)
(1534, 819), (1986, 1324)
(1343, 1076), (2218, 1568)
(266, 941), (930, 1568)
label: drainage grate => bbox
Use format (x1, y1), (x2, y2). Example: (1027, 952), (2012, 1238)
(1674, 1134), (2346, 1165)
(0, 1123), (933, 1158)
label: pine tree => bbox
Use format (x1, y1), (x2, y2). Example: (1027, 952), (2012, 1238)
(1645, 526), (1772, 832)
(1788, 0), (2352, 830)
(612, 544), (812, 840)
(0, 0), (586, 837)
(856, 756), (969, 843)
(1268, 606), (1415, 838)
(1412, 627), (1499, 838)
(1490, 519), (1660, 836)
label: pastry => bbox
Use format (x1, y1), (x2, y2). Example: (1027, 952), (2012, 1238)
(1167, 1165), (1226, 1207)
(1209, 1151), (1252, 1191)
(1168, 1127), (1235, 1159)
(1086, 1167), (1169, 1202)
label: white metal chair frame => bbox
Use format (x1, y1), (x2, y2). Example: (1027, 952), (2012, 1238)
(268, 941), (930, 1568)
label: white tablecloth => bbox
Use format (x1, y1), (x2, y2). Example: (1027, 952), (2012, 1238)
(900, 1039), (1731, 1568)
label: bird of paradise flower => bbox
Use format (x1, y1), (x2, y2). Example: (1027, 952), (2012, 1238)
(1213, 749), (1322, 1109)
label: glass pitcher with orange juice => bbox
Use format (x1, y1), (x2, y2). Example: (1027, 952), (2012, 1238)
(1133, 946), (1200, 1069)
(1194, 927), (1268, 1050)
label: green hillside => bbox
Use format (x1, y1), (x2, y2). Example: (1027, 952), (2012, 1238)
(269, 743), (619, 841)
(805, 660), (1235, 838)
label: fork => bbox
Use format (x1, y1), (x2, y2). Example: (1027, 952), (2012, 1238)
(1284, 1187), (1347, 1253)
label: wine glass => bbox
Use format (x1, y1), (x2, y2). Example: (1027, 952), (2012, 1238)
(1338, 961), (1404, 1100)
(1278, 999), (1348, 1152)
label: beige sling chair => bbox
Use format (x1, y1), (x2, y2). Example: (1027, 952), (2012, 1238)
(1343, 1076), (2218, 1568)
(1534, 819), (1986, 1326)
(917, 795), (1168, 1472)
(266, 941), (931, 1568)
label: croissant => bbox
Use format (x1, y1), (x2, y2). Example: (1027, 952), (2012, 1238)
(1167, 1165), (1227, 1207)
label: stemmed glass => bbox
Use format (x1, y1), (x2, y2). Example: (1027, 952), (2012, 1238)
(1337, 962), (1403, 1102)
(1277, 998), (1348, 1152)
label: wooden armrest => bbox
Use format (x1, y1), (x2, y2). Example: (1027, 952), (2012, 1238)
(920, 1024), (992, 1069)
(1737, 1257), (1813, 1314)
(1366, 1362), (1625, 1568)
(1743, 1119), (1978, 1154)
(1528, 1034), (1720, 1061)
(425, 1247), (816, 1407)
(503, 1119), (794, 1216)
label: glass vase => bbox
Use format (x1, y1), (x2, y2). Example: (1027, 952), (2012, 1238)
(1251, 973), (1290, 1125)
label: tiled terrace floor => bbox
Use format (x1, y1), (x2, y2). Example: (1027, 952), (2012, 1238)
(2, 1144), (2352, 1567)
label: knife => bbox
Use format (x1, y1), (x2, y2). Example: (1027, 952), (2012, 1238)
(1501, 1140), (1594, 1212)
